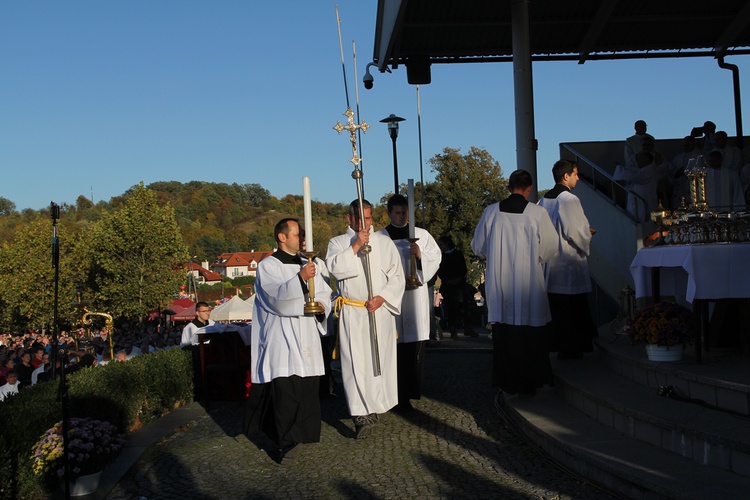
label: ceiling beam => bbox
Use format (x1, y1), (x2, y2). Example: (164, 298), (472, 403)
(577, 0), (619, 64)
(713, 2), (750, 57)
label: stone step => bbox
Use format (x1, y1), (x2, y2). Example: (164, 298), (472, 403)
(553, 352), (750, 478)
(500, 383), (750, 499)
(596, 337), (750, 418)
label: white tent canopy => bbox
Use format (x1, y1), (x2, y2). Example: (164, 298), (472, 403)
(210, 295), (253, 322)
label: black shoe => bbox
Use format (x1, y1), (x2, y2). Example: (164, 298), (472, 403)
(394, 401), (414, 413)
(463, 330), (479, 338)
(353, 415), (375, 439)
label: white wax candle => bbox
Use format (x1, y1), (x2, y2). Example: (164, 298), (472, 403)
(302, 176), (314, 252)
(407, 179), (415, 239)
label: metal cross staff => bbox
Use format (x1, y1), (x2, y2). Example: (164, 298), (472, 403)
(333, 107), (381, 377)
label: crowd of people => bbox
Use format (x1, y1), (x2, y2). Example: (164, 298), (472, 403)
(0, 324), (185, 402)
(614, 119), (750, 221)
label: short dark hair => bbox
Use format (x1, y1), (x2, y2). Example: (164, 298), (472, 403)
(508, 169), (533, 191)
(386, 194), (408, 213)
(348, 199), (372, 217)
(438, 235), (454, 249)
(552, 160), (577, 183)
(273, 218), (299, 244)
(195, 301), (210, 310)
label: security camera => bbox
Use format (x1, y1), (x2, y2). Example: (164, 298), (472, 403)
(363, 72), (374, 90)
(363, 62), (376, 90)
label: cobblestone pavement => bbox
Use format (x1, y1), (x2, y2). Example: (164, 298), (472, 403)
(106, 337), (618, 499)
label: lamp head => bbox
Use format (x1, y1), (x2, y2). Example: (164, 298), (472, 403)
(380, 114), (405, 140)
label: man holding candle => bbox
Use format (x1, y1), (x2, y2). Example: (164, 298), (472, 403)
(245, 218), (332, 462)
(378, 192), (441, 412)
(326, 199), (404, 438)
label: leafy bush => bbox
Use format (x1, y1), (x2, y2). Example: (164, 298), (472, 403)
(0, 347), (194, 499)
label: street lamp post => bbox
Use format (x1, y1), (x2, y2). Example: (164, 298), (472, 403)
(380, 114), (405, 194)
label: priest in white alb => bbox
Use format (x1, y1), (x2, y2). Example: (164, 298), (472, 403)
(326, 199), (404, 439)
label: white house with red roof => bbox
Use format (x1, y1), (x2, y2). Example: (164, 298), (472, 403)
(187, 260), (224, 286)
(211, 251), (273, 278)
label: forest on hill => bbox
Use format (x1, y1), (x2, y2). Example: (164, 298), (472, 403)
(0, 146), (509, 329)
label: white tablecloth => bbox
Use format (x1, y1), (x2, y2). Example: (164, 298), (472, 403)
(629, 243), (750, 303)
(196, 323), (252, 345)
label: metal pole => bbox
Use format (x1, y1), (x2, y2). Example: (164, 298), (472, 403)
(391, 137), (399, 194)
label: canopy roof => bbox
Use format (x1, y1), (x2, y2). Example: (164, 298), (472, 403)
(373, 0), (750, 76)
(210, 295), (253, 322)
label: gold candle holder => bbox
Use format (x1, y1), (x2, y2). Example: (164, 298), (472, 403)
(303, 252), (325, 315)
(405, 237), (423, 290)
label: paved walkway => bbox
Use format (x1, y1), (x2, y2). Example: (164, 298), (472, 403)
(100, 333), (618, 499)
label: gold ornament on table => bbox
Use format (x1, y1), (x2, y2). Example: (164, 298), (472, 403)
(649, 200), (670, 246)
(685, 156), (709, 212)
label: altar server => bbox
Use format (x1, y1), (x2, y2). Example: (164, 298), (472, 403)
(378, 194), (441, 412)
(538, 160), (597, 359)
(245, 218), (332, 462)
(471, 169), (558, 395)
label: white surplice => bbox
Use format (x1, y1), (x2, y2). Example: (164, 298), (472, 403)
(538, 188), (593, 295)
(376, 226), (442, 343)
(471, 201), (558, 327)
(251, 253), (332, 384)
(326, 227), (404, 416)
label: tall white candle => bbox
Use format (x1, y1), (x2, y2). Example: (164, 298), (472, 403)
(302, 176), (314, 252)
(407, 179), (415, 239)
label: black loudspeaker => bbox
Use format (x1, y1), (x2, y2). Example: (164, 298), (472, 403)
(407, 59), (431, 84)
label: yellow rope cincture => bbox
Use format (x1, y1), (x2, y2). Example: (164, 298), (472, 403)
(331, 296), (366, 359)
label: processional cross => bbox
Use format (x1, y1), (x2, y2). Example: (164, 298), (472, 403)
(333, 108), (369, 168)
(332, 107), (381, 377)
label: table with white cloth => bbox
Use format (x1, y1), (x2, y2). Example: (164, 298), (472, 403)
(197, 323), (252, 405)
(629, 243), (750, 363)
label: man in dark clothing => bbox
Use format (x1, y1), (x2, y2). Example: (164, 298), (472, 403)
(436, 236), (477, 339)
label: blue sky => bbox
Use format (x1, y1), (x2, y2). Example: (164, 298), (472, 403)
(2, 1), (749, 212)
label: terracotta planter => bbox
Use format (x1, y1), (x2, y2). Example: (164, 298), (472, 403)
(645, 344), (683, 362)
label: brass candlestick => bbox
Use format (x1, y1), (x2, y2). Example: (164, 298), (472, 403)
(405, 237), (423, 290)
(303, 252), (324, 315)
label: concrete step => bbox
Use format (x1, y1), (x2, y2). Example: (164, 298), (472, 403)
(553, 352), (750, 478)
(500, 384), (750, 499)
(597, 337), (750, 418)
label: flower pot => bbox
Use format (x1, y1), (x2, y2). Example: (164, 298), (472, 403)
(645, 344), (683, 362)
(63, 470), (103, 497)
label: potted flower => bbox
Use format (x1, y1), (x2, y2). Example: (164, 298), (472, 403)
(626, 301), (694, 361)
(32, 417), (126, 495)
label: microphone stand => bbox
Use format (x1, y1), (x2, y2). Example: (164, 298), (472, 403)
(51, 202), (71, 499)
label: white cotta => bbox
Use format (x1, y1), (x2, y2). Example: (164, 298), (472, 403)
(251, 255), (332, 384)
(376, 226), (442, 343)
(471, 202), (558, 327)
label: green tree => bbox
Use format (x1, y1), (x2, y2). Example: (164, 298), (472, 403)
(87, 183), (189, 322)
(0, 197), (16, 216)
(0, 216), (88, 330)
(423, 146), (508, 283)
